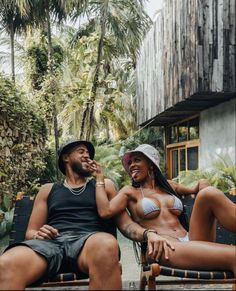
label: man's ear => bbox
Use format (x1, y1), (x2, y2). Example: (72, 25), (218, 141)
(62, 153), (70, 163)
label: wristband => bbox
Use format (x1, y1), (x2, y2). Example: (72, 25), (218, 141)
(143, 229), (158, 241)
(96, 182), (105, 187)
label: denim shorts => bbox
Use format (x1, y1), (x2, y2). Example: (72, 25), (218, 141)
(5, 231), (97, 280)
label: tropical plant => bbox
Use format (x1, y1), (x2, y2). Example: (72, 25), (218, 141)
(94, 145), (124, 189)
(0, 73), (47, 197)
(176, 154), (236, 192)
(14, 0), (73, 178)
(69, 0), (152, 140)
(0, 0), (35, 82)
(57, 30), (138, 143)
(212, 154), (236, 188)
(0, 194), (14, 239)
(25, 37), (64, 90)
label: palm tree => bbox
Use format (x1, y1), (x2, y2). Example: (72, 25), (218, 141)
(70, 0), (152, 140)
(56, 29), (138, 143)
(17, 0), (93, 177)
(14, 0), (84, 177)
(0, 0), (31, 82)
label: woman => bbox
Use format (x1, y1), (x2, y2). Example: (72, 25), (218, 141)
(91, 144), (236, 276)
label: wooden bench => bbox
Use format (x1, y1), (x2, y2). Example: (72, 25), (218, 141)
(139, 193), (236, 290)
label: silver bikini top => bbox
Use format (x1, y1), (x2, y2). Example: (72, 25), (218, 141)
(140, 187), (183, 216)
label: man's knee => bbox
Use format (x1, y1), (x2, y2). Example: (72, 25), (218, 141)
(97, 234), (119, 257)
(89, 233), (119, 265)
(0, 255), (15, 279)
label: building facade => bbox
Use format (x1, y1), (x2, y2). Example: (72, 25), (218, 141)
(136, 0), (235, 178)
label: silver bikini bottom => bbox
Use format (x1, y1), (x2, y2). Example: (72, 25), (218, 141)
(178, 233), (189, 242)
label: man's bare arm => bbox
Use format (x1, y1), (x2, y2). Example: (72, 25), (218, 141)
(26, 183), (58, 240)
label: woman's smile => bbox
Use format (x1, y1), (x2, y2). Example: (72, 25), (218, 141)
(131, 169), (140, 179)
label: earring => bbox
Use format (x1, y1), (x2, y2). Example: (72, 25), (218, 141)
(148, 170), (154, 178)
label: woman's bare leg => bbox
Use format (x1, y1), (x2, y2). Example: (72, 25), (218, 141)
(0, 246), (47, 290)
(78, 232), (121, 290)
(160, 240), (236, 276)
(189, 186), (236, 241)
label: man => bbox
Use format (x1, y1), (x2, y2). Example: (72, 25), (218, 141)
(0, 139), (160, 290)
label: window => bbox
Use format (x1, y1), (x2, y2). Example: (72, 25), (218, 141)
(165, 117), (199, 179)
(170, 119), (199, 143)
(187, 146), (198, 170)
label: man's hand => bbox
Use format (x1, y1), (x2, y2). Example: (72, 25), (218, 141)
(33, 225), (59, 240)
(87, 159), (104, 178)
(147, 232), (175, 261)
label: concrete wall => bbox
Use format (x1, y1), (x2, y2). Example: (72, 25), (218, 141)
(199, 98), (236, 169)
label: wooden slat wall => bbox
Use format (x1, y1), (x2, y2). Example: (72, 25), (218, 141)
(136, 0), (236, 125)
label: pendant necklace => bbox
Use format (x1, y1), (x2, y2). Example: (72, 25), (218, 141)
(64, 178), (88, 196)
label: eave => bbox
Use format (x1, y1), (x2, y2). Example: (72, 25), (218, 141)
(139, 92), (236, 127)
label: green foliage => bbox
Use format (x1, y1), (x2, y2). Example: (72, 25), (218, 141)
(0, 208), (14, 238)
(94, 145), (124, 189)
(0, 194), (14, 238)
(176, 154), (236, 192)
(0, 74), (47, 197)
(58, 32), (135, 141)
(39, 147), (61, 183)
(26, 41), (64, 90)
(212, 154), (236, 187)
(0, 1), (153, 197)
(0, 74), (46, 134)
(27, 44), (48, 89)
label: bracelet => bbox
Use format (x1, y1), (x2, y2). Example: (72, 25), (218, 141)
(143, 229), (158, 241)
(96, 181), (105, 187)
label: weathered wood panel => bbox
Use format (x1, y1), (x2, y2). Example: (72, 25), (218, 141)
(136, 0), (236, 125)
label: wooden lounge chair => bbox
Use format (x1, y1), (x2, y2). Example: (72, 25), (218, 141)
(138, 193), (236, 290)
(8, 192), (121, 288)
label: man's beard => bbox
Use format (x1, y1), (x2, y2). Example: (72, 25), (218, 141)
(71, 161), (91, 177)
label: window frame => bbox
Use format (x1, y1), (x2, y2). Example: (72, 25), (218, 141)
(166, 139), (199, 179)
(164, 116), (200, 179)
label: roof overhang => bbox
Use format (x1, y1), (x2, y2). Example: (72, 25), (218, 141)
(139, 92), (236, 127)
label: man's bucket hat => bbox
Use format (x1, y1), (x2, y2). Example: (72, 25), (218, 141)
(58, 139), (95, 175)
(122, 144), (160, 175)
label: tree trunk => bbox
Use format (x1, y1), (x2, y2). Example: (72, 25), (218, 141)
(80, 18), (106, 140)
(53, 104), (59, 177)
(79, 103), (89, 140)
(10, 22), (15, 83)
(46, 3), (59, 178)
(46, 5), (53, 72)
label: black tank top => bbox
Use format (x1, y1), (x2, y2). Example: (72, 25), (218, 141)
(47, 178), (117, 237)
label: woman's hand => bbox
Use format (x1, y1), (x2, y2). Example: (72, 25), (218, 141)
(33, 225), (59, 240)
(147, 232), (175, 261)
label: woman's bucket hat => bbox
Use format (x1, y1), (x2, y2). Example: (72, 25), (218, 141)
(122, 144), (160, 175)
(58, 139), (95, 175)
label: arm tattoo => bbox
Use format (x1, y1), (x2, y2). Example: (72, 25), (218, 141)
(120, 222), (144, 242)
